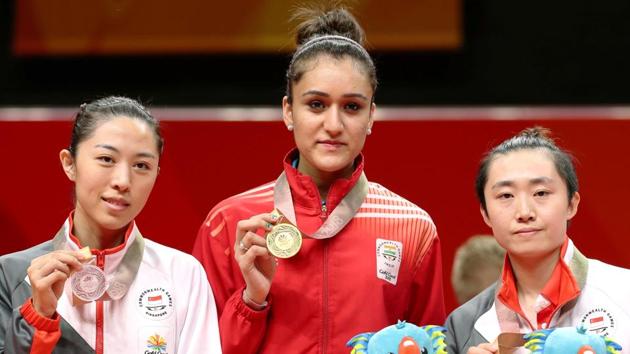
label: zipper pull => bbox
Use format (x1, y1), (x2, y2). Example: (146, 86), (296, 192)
(320, 200), (328, 219)
(95, 251), (105, 269)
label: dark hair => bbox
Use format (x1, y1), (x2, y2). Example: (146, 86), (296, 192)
(476, 126), (579, 213)
(68, 96), (163, 157)
(286, 4), (377, 103)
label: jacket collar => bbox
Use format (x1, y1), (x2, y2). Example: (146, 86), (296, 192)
(52, 212), (145, 302)
(475, 239), (589, 341)
(496, 238), (587, 330)
(64, 211), (135, 257)
(282, 148), (365, 213)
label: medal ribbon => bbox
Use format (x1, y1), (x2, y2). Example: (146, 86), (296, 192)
(52, 220), (144, 302)
(273, 171), (368, 239)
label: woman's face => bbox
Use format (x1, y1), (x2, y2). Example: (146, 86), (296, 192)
(481, 149), (580, 261)
(61, 116), (160, 234)
(283, 55), (375, 177)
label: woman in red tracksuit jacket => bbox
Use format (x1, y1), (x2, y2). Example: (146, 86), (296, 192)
(192, 5), (446, 354)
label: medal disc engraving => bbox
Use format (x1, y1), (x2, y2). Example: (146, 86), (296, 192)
(266, 223), (302, 258)
(71, 264), (108, 302)
(106, 279), (127, 300)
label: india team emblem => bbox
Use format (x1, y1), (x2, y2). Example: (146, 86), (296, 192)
(376, 238), (403, 285)
(381, 244), (399, 261)
(137, 287), (174, 320)
(580, 308), (615, 337)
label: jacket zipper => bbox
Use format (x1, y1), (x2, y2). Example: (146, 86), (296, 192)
(96, 252), (105, 354)
(321, 240), (329, 354)
(518, 293), (580, 331)
(540, 294), (581, 330)
(320, 200), (328, 219)
(321, 198), (329, 353)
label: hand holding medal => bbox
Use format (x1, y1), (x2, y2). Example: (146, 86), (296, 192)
(26, 248), (90, 318)
(234, 212), (282, 308)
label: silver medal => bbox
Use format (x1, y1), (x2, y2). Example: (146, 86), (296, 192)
(71, 264), (108, 302)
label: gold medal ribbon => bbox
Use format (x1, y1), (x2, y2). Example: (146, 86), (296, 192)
(273, 171), (369, 240)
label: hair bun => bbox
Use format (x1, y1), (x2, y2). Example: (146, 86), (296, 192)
(519, 126), (553, 141)
(292, 5), (364, 46)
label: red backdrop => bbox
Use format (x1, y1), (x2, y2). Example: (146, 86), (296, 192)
(1, 115), (629, 313)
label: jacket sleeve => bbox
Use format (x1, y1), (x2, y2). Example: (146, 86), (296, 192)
(443, 285), (497, 354)
(192, 208), (269, 354)
(444, 312), (462, 354)
(1, 255), (61, 354)
(1, 296), (61, 354)
(175, 258), (222, 353)
(408, 233), (446, 327)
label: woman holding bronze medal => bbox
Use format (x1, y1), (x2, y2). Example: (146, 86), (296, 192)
(445, 128), (630, 353)
(0, 97), (221, 353)
(193, 5), (446, 354)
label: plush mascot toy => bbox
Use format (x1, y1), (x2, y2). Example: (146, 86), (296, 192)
(346, 320), (447, 354)
(524, 326), (622, 354)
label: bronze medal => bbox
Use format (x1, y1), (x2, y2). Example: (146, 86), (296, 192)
(266, 223), (302, 259)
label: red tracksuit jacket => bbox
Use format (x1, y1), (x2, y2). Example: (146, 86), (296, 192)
(193, 150), (445, 354)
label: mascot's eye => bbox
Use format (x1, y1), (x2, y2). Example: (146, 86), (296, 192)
(578, 345), (595, 354)
(421, 348), (428, 354)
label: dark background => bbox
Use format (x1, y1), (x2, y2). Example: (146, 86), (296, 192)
(2, 1), (630, 106)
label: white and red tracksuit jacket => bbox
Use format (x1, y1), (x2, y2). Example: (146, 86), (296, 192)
(193, 149), (446, 354)
(445, 238), (630, 353)
(0, 216), (222, 354)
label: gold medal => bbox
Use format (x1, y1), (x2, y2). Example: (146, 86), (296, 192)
(266, 223), (302, 259)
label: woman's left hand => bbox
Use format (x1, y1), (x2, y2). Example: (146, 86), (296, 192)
(234, 213), (279, 306)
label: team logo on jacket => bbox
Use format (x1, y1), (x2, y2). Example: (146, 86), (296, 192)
(580, 308), (615, 337)
(145, 333), (167, 354)
(376, 239), (403, 285)
(137, 287), (174, 320)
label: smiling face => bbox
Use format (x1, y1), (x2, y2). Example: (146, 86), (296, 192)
(481, 149), (580, 261)
(60, 116), (160, 237)
(282, 54), (375, 179)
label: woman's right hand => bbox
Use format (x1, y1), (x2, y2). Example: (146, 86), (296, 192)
(27, 250), (86, 318)
(467, 342), (498, 354)
(234, 213), (279, 306)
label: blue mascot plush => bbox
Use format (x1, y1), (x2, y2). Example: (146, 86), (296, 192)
(524, 326), (622, 354)
(346, 320), (447, 354)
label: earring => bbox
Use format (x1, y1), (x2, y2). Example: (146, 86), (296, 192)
(366, 128), (372, 135)
(287, 124), (294, 131)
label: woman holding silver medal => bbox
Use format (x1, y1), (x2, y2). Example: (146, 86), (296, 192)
(192, 5), (446, 354)
(0, 97), (221, 353)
